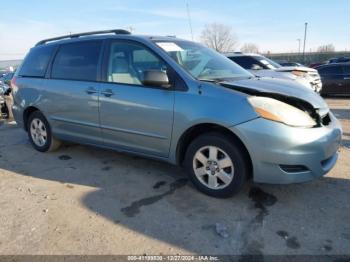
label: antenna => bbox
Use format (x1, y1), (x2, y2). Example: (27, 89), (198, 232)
(186, 1), (194, 40)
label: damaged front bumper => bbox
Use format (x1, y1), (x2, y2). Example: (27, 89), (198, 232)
(230, 111), (342, 184)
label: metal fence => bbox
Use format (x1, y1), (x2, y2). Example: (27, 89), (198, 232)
(266, 51), (350, 66)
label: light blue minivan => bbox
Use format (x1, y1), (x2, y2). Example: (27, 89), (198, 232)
(12, 29), (342, 197)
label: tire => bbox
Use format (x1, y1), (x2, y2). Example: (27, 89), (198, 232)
(184, 132), (249, 198)
(27, 111), (61, 152)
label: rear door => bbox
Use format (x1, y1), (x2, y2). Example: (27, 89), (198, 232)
(341, 65), (350, 94)
(43, 40), (103, 145)
(99, 40), (175, 157)
(318, 65), (343, 94)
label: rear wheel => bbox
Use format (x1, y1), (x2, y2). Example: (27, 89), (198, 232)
(27, 111), (61, 152)
(184, 132), (249, 198)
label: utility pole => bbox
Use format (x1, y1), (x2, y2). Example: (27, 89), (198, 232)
(186, 1), (194, 40)
(302, 22), (308, 62)
(297, 38), (301, 54)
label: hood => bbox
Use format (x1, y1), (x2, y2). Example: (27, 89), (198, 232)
(276, 66), (317, 73)
(220, 77), (327, 109)
(249, 69), (297, 80)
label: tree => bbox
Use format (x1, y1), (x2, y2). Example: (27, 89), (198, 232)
(317, 44), (335, 53)
(241, 43), (259, 53)
(200, 23), (238, 53)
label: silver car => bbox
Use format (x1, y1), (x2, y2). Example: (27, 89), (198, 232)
(12, 30), (342, 198)
(226, 53), (323, 93)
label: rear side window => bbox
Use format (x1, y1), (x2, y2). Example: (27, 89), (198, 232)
(51, 41), (102, 81)
(318, 65), (343, 75)
(19, 45), (55, 77)
(342, 65), (350, 74)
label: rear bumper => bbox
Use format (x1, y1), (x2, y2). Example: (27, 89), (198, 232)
(230, 112), (342, 184)
(12, 102), (24, 128)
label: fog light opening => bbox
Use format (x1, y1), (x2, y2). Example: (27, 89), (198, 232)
(280, 165), (309, 173)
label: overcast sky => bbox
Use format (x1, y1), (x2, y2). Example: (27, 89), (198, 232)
(0, 0), (349, 60)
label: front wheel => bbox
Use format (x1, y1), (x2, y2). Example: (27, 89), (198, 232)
(184, 132), (249, 198)
(27, 111), (61, 152)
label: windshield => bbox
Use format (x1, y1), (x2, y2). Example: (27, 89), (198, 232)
(254, 56), (282, 69)
(154, 40), (253, 81)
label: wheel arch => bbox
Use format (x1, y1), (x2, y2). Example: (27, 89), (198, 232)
(176, 123), (253, 178)
(23, 106), (40, 131)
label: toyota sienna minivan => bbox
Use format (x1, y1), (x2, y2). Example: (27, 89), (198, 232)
(12, 29), (342, 198)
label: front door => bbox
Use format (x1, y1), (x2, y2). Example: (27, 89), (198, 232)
(99, 40), (175, 157)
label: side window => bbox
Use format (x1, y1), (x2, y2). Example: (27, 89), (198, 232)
(229, 56), (263, 70)
(19, 45), (55, 77)
(318, 66), (342, 75)
(342, 65), (350, 75)
(51, 41), (102, 81)
(107, 42), (169, 86)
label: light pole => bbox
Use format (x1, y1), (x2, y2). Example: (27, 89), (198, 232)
(297, 38), (301, 54)
(302, 22), (308, 62)
(186, 1), (194, 41)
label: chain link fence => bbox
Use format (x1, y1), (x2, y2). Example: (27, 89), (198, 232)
(266, 51), (350, 66)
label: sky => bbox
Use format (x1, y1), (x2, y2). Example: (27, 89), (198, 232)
(0, 0), (349, 60)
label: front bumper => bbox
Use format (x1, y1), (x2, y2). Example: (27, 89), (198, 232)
(231, 112), (342, 184)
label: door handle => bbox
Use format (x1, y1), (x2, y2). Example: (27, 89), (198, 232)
(86, 87), (98, 95)
(101, 89), (114, 97)
(344, 77), (350, 80)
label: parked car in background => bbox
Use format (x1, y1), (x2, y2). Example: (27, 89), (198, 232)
(2, 72), (14, 86)
(0, 72), (14, 119)
(0, 70), (8, 78)
(309, 62), (327, 68)
(0, 84), (7, 118)
(279, 62), (304, 67)
(226, 53), (322, 93)
(328, 57), (350, 64)
(11, 30), (341, 197)
(316, 63), (350, 95)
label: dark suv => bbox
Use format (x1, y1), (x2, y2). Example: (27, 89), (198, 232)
(316, 63), (350, 95)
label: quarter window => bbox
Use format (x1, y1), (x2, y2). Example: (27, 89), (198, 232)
(51, 41), (102, 81)
(19, 45), (55, 77)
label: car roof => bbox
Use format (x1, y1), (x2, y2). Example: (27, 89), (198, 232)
(316, 62), (350, 68)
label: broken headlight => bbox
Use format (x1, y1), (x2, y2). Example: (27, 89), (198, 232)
(248, 96), (316, 128)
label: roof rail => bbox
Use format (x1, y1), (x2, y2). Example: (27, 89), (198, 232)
(35, 29), (131, 46)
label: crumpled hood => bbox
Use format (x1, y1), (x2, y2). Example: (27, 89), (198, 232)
(221, 77), (327, 109)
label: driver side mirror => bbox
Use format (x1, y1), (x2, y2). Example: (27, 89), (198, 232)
(142, 70), (170, 88)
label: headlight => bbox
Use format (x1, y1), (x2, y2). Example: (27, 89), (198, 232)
(248, 96), (316, 128)
(291, 70), (307, 77)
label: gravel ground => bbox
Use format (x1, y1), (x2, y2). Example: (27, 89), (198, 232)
(0, 97), (349, 256)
